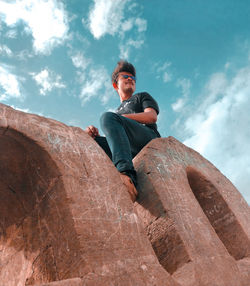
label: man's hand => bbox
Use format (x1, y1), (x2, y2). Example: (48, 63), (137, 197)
(85, 125), (100, 138)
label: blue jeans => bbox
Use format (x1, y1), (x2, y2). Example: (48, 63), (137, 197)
(95, 112), (160, 185)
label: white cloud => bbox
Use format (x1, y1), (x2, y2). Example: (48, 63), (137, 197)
(88, 0), (129, 39)
(0, 44), (12, 57)
(155, 61), (172, 83)
(122, 19), (134, 33)
(127, 38), (144, 48)
(172, 78), (191, 112)
(69, 50), (114, 105)
(202, 73), (227, 108)
(225, 62), (231, 70)
(119, 37), (145, 59)
(177, 78), (191, 97)
(156, 62), (171, 73)
(172, 98), (185, 112)
(88, 0), (147, 59)
(32, 68), (66, 95)
(80, 66), (114, 105)
(16, 49), (34, 60)
(119, 17), (147, 58)
(0, 66), (22, 101)
(0, 0), (69, 54)
(120, 38), (146, 59)
(119, 17), (147, 39)
(70, 50), (91, 85)
(71, 52), (91, 71)
(135, 18), (147, 32)
(119, 45), (129, 59)
(163, 72), (172, 83)
(182, 65), (250, 204)
(128, 2), (138, 12)
(5, 29), (18, 39)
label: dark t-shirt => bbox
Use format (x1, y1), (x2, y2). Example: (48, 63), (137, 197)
(115, 92), (161, 137)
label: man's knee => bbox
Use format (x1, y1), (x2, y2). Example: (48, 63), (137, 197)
(100, 112), (120, 128)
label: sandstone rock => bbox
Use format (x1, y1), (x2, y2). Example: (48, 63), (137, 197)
(1, 103), (249, 286)
(34, 278), (82, 286)
(0, 103), (179, 286)
(134, 137), (250, 286)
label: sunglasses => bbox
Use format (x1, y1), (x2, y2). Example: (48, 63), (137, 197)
(120, 74), (136, 81)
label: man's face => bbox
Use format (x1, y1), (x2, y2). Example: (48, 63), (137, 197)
(116, 72), (136, 95)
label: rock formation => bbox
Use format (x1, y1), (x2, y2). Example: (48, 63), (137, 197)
(0, 103), (249, 286)
(134, 138), (250, 286)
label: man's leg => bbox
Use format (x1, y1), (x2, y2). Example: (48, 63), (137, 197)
(100, 112), (158, 186)
(94, 126), (138, 201)
(94, 136), (112, 160)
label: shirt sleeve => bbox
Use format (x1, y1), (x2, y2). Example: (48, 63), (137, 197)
(140, 92), (160, 114)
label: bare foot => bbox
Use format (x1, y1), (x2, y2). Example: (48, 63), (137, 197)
(119, 173), (138, 202)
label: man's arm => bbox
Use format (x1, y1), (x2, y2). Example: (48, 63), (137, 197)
(121, 107), (157, 124)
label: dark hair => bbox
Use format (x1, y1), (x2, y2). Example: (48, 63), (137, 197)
(111, 60), (136, 84)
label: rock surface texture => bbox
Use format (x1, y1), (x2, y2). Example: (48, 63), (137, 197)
(133, 137), (250, 286)
(0, 103), (249, 286)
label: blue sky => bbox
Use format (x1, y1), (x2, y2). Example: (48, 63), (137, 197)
(0, 0), (249, 204)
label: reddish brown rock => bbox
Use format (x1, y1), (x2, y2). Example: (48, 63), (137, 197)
(134, 137), (250, 286)
(1, 103), (249, 286)
(34, 278), (82, 286)
(0, 103), (178, 286)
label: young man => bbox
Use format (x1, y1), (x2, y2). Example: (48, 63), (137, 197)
(85, 60), (161, 202)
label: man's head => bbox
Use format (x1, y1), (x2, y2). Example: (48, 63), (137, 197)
(112, 60), (136, 97)
(112, 60), (136, 85)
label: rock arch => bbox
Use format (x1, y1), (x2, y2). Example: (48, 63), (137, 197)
(0, 127), (81, 285)
(186, 166), (250, 261)
(134, 137), (250, 286)
(0, 104), (179, 286)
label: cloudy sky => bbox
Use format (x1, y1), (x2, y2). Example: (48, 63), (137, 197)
(0, 0), (249, 204)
